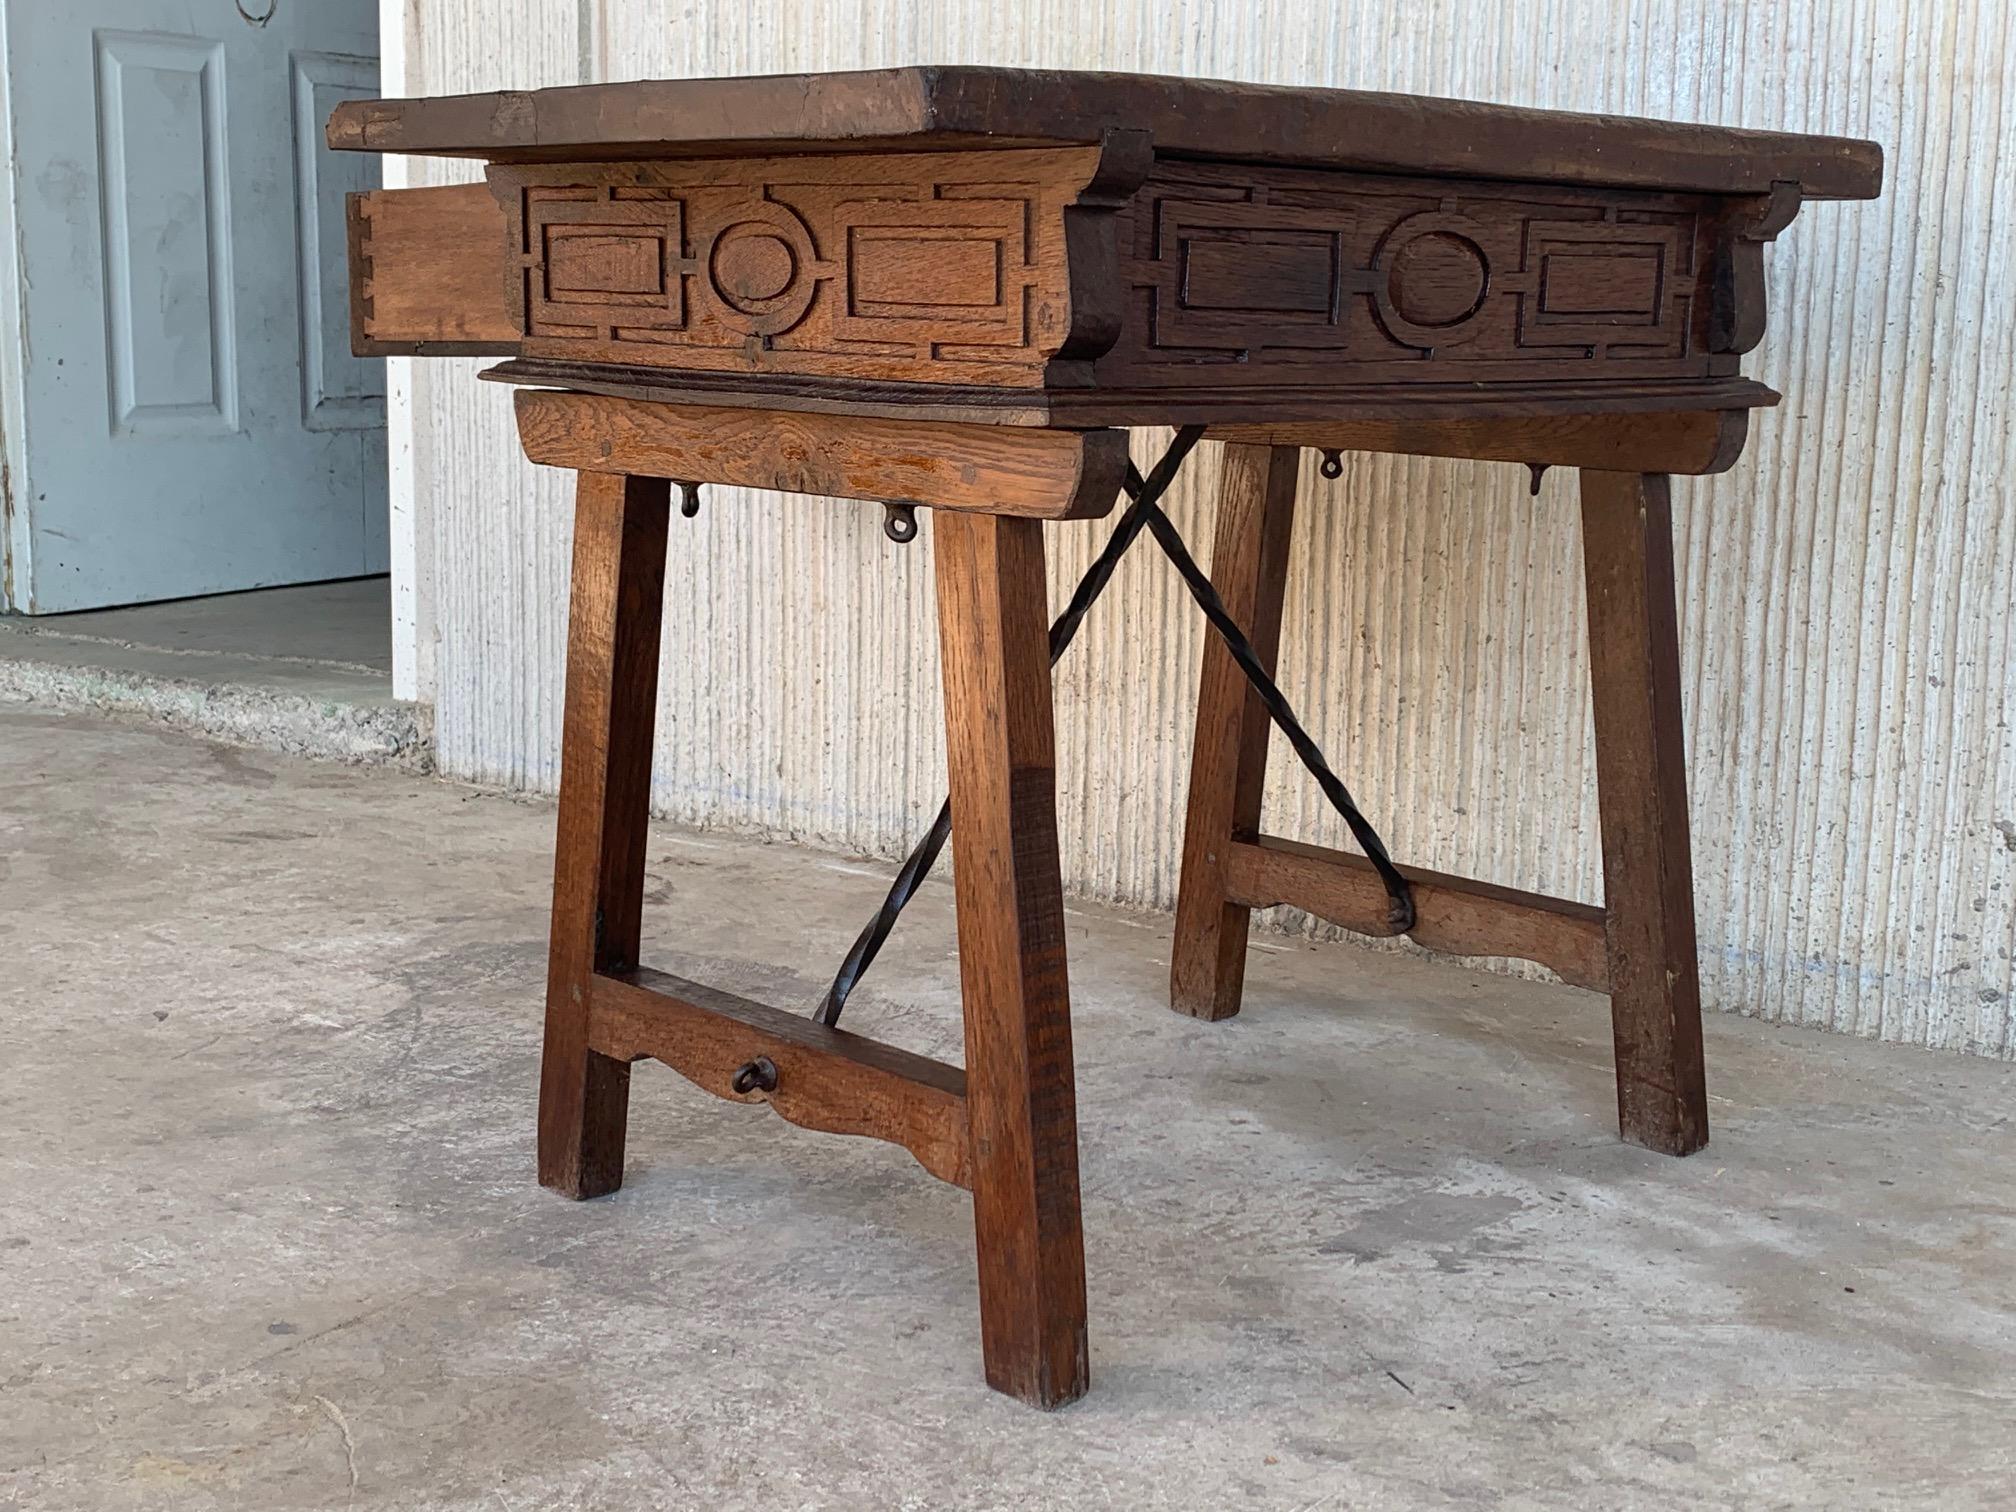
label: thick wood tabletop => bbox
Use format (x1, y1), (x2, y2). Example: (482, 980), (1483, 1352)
(327, 65), (1880, 200)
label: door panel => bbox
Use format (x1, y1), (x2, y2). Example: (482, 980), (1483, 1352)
(3, 0), (383, 613)
(95, 31), (238, 434)
(293, 49), (384, 433)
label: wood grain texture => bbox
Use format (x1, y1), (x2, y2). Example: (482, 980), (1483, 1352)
(483, 357), (1066, 425)
(1223, 836), (1610, 993)
(514, 390), (1128, 517)
(1169, 443), (1300, 1021)
(348, 183), (517, 356)
(1580, 470), (1709, 1156)
(333, 67), (1873, 419)
(933, 510), (1088, 1409)
(489, 145), (1137, 389)
(1710, 183), (1802, 355)
(539, 471), (669, 1199)
(362, 151), (1797, 422)
(1037, 376), (1778, 427)
(483, 358), (1780, 429)
(1209, 410), (1749, 477)
(1096, 160), (1773, 400)
(325, 66), (1883, 201)
(591, 967), (972, 1188)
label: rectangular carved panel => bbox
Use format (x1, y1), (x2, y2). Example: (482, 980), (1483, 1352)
(525, 191), (685, 334)
(1096, 160), (1730, 395)
(853, 232), (998, 307)
(547, 232), (665, 296)
(1183, 233), (1334, 314)
(492, 148), (1114, 389)
(1540, 250), (1663, 316)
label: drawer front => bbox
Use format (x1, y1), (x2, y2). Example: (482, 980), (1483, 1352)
(1095, 160), (1785, 397)
(489, 147), (1119, 391)
(346, 151), (1792, 423)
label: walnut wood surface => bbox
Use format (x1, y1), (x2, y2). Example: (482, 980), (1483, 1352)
(539, 472), (669, 1199)
(358, 62), (1835, 1408)
(327, 66), (1881, 201)
(336, 67), (1879, 429)
(514, 390), (1128, 517)
(1210, 411), (1749, 476)
(1165, 453), (1702, 1155)
(352, 150), (1803, 423)
(1097, 160), (1782, 399)
(591, 967), (972, 1188)
(482, 360), (1781, 430)
(1169, 443), (1300, 1021)
(933, 511), (1089, 1409)
(348, 183), (517, 355)
(488, 145), (1131, 391)
(1580, 470), (1710, 1155)
(1223, 836), (1611, 993)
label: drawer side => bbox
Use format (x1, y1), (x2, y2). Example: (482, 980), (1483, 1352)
(348, 183), (519, 357)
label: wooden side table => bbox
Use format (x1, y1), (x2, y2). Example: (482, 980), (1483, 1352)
(334, 67), (1881, 1408)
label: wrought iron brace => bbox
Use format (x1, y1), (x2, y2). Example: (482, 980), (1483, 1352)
(811, 427), (1417, 1029)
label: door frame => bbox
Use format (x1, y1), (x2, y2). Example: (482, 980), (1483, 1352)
(0, 0), (33, 612)
(377, 0), (424, 701)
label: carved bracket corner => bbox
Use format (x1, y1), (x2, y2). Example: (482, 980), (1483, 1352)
(1052, 127), (1156, 368)
(1709, 179), (1802, 356)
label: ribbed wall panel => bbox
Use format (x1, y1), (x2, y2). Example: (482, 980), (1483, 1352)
(404, 0), (2016, 1056)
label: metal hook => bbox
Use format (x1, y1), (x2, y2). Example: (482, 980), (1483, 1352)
(1526, 463), (1550, 497)
(677, 481), (702, 519)
(882, 503), (919, 544)
(1317, 449), (1344, 480)
(235, 0), (277, 25)
(730, 1057), (779, 1096)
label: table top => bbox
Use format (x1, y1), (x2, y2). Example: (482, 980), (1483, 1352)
(327, 65), (1881, 201)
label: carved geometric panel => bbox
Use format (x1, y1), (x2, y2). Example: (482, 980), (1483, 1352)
(1156, 200), (1352, 352)
(706, 202), (819, 335)
(525, 189), (688, 335)
(1370, 210), (1499, 348)
(1521, 219), (1687, 350)
(94, 32), (238, 433)
(549, 234), (661, 296)
(1106, 161), (1712, 390)
(834, 197), (1028, 353)
(494, 148), (1095, 389)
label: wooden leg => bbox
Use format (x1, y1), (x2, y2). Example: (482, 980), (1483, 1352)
(1170, 443), (1301, 1020)
(933, 511), (1089, 1409)
(1579, 470), (1709, 1156)
(539, 471), (670, 1198)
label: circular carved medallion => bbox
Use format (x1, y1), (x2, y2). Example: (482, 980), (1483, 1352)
(705, 206), (819, 336)
(1371, 212), (1493, 349)
(714, 233), (796, 304)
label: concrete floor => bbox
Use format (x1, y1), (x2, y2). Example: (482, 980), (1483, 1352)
(0, 580), (426, 768)
(4, 707), (2013, 1511)
(1, 580), (396, 671)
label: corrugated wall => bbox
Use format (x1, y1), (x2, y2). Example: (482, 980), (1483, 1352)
(394, 0), (2016, 1056)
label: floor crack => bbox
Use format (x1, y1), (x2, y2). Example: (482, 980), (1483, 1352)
(312, 1394), (360, 1504)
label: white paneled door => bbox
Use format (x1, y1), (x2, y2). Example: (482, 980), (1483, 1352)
(0, 0), (382, 613)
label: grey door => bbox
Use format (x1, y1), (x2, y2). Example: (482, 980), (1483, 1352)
(0, 0), (382, 614)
